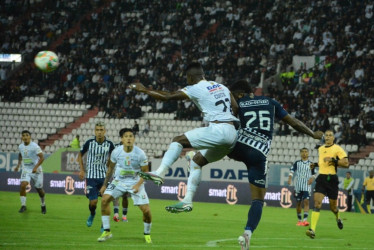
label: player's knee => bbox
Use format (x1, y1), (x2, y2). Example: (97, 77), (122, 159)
(172, 135), (190, 147)
(20, 182), (28, 189)
(192, 153), (208, 167)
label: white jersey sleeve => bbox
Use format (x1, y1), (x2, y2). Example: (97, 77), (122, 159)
(181, 80), (239, 122)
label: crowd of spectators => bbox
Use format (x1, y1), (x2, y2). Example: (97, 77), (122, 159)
(0, 0), (373, 147)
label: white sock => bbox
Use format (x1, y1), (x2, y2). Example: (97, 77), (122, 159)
(244, 230), (252, 239)
(155, 142), (183, 177)
(183, 160), (202, 204)
(102, 215), (110, 230)
(20, 196), (26, 206)
(40, 196), (45, 206)
(144, 222), (152, 234)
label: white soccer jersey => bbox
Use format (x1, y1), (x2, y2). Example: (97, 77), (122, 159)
(181, 80), (239, 122)
(110, 145), (148, 185)
(18, 142), (43, 171)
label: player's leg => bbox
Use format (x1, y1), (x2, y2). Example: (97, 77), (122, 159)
(365, 191), (373, 214)
(19, 170), (31, 212)
(133, 186), (152, 243)
(98, 194), (114, 242)
(347, 194), (352, 212)
(296, 199), (303, 225)
(308, 192), (324, 237)
(86, 178), (100, 227)
(302, 195), (310, 226)
(112, 198), (120, 222)
(33, 172), (46, 214)
(19, 181), (29, 212)
(121, 194), (129, 221)
(239, 147), (267, 250)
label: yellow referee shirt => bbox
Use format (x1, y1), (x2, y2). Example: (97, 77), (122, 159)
(318, 144), (347, 175)
(363, 177), (374, 191)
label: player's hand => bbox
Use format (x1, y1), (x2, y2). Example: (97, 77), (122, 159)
(132, 185), (140, 193)
(313, 131), (324, 140)
(99, 186), (106, 196)
(79, 170), (85, 180)
(307, 178), (314, 185)
(130, 83), (147, 93)
(287, 178), (292, 185)
(310, 163), (317, 169)
(32, 167), (38, 173)
(14, 166), (20, 172)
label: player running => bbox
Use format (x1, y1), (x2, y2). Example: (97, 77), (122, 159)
(14, 130), (46, 214)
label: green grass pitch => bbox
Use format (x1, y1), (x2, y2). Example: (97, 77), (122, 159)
(0, 191), (372, 249)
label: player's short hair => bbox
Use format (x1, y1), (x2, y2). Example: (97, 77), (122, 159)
(346, 171), (351, 175)
(185, 62), (204, 76)
(300, 147), (308, 152)
(95, 121), (105, 127)
(119, 128), (134, 137)
(230, 79), (255, 93)
(21, 130), (31, 135)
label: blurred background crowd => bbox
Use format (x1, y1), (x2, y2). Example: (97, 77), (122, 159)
(0, 0), (373, 147)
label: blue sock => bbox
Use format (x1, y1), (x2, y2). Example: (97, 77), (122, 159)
(245, 199), (264, 232)
(303, 212), (309, 220)
(89, 205), (96, 216)
(297, 213), (302, 221)
(114, 207), (119, 214)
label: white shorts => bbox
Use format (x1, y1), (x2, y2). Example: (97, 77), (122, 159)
(20, 169), (43, 188)
(184, 123), (237, 163)
(104, 180), (149, 206)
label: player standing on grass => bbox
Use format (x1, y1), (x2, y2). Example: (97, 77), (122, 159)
(97, 128), (152, 243)
(14, 130), (46, 214)
(362, 170), (374, 214)
(130, 62), (239, 213)
(306, 130), (349, 239)
(288, 148), (317, 226)
(78, 121), (115, 228)
(226, 80), (323, 250)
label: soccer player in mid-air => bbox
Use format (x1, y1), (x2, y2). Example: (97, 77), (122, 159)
(288, 148), (317, 226)
(226, 80), (323, 250)
(78, 122), (115, 228)
(130, 62), (239, 213)
(97, 128), (152, 243)
(306, 130), (349, 239)
(14, 130), (46, 214)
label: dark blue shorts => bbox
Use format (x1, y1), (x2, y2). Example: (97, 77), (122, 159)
(228, 142), (267, 188)
(294, 190), (311, 202)
(86, 178), (105, 200)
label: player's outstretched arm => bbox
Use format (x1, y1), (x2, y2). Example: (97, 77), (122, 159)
(130, 83), (188, 101)
(282, 115), (323, 139)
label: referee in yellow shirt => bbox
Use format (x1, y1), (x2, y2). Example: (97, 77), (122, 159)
(306, 130), (349, 239)
(362, 170), (374, 214)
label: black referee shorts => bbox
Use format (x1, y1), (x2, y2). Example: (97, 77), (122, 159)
(366, 190), (374, 203)
(314, 174), (339, 200)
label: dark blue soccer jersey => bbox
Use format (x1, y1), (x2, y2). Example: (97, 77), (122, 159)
(81, 137), (115, 178)
(236, 95), (288, 155)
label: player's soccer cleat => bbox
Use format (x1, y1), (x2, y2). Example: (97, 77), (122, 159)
(337, 219), (343, 230)
(144, 234), (152, 243)
(97, 231), (112, 242)
(86, 215), (95, 227)
(41, 205), (46, 214)
(138, 171), (164, 185)
(306, 229), (315, 239)
(296, 221), (303, 226)
(18, 206), (27, 213)
(238, 233), (250, 250)
(122, 216), (128, 222)
(302, 221), (310, 226)
(165, 202), (193, 213)
(113, 213), (120, 222)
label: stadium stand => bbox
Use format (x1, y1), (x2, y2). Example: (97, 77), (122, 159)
(0, 0), (373, 168)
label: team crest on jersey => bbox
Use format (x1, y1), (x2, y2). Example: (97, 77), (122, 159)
(206, 83), (222, 92)
(124, 156), (131, 166)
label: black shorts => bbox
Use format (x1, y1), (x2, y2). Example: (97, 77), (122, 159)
(228, 142), (267, 188)
(366, 190), (374, 203)
(314, 174), (339, 200)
